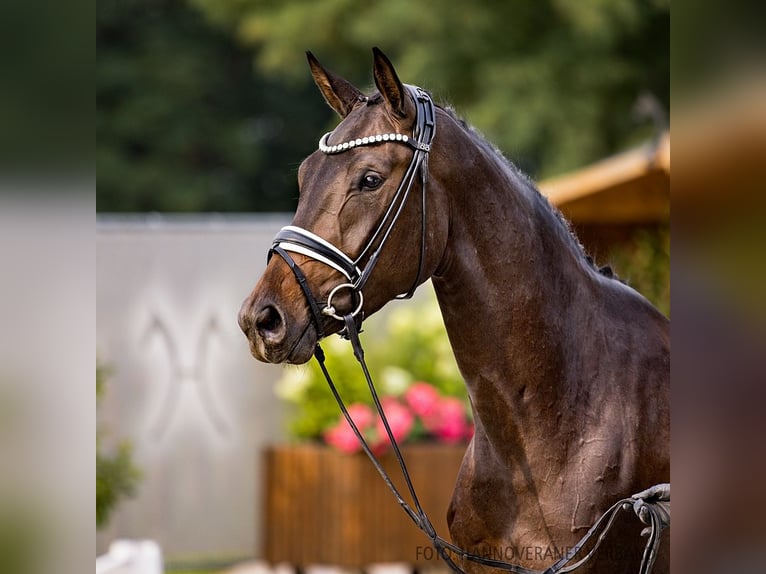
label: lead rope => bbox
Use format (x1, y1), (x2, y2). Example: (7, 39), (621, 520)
(312, 314), (669, 574)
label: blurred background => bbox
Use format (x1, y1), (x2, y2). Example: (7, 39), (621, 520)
(96, 1), (674, 573)
(98, 0), (669, 213)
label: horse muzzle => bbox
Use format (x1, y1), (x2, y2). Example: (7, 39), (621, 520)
(238, 259), (364, 366)
(238, 287), (319, 365)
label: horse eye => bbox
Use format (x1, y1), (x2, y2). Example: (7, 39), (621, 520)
(361, 173), (383, 190)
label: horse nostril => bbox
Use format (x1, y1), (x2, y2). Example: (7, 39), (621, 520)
(255, 305), (284, 338)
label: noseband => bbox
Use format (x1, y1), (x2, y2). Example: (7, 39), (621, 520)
(268, 85), (436, 338)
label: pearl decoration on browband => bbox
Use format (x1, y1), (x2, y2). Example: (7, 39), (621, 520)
(318, 131), (410, 155)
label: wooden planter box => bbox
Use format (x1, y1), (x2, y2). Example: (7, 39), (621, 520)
(262, 443), (466, 568)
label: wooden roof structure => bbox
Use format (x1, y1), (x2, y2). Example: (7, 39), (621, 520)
(539, 132), (669, 225)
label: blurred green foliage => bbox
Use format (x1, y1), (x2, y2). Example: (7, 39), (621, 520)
(0, 1), (90, 174)
(276, 286), (464, 439)
(98, 0), (668, 212)
(195, 0), (669, 179)
(98, 0), (328, 212)
(609, 224), (670, 316)
(0, 502), (46, 574)
(97, 361), (141, 529)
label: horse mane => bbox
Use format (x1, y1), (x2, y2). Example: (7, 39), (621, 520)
(364, 91), (616, 279)
(436, 102), (619, 281)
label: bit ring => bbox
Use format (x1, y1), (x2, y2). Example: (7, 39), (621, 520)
(322, 283), (364, 321)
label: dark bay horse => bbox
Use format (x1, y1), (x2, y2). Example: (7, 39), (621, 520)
(239, 49), (669, 573)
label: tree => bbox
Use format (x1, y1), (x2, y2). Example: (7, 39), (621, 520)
(98, 0), (668, 211)
(193, 0), (669, 177)
(98, 0), (328, 212)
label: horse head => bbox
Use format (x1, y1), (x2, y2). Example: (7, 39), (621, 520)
(239, 48), (449, 364)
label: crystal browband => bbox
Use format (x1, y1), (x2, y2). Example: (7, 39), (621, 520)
(318, 132), (413, 154)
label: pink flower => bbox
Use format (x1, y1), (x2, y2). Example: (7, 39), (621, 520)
(346, 403), (374, 430)
(436, 397), (469, 443)
(323, 403), (374, 454)
(324, 422), (362, 453)
(404, 382), (441, 418)
(375, 397), (415, 445)
(423, 396), (471, 444)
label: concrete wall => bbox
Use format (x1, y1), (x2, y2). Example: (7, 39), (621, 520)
(97, 214), (291, 561)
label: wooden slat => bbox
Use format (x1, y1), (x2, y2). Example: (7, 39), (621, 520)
(262, 443), (466, 568)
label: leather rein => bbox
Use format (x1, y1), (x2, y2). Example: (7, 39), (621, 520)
(267, 86), (668, 574)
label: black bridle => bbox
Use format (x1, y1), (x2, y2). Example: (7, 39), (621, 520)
(266, 85), (668, 574)
(269, 85), (435, 338)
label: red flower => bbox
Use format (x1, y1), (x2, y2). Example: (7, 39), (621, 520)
(323, 403), (374, 454)
(423, 396), (470, 444)
(346, 403), (374, 430)
(404, 382), (441, 418)
(324, 422), (362, 453)
(375, 397), (415, 445)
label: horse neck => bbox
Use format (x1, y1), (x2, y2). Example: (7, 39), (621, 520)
(430, 124), (604, 452)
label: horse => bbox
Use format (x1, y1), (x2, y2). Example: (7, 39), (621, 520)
(238, 48), (670, 574)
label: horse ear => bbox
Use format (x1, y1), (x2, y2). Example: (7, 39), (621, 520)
(372, 47), (407, 118)
(306, 51), (365, 119)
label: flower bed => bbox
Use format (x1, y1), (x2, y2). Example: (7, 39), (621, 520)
(323, 383), (473, 454)
(274, 286), (472, 452)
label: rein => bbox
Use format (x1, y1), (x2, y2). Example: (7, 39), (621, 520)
(267, 85), (669, 573)
(316, 318), (668, 574)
